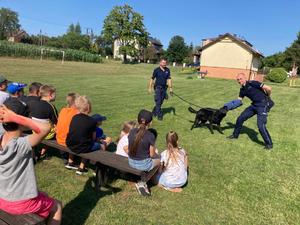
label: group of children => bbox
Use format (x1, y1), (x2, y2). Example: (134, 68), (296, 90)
(0, 74), (189, 223)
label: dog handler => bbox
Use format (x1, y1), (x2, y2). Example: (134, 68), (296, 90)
(148, 58), (173, 121)
(226, 73), (274, 150)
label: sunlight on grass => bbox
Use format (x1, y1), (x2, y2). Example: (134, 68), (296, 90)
(1, 58), (299, 225)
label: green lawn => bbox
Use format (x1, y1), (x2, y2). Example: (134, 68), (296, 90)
(1, 58), (299, 225)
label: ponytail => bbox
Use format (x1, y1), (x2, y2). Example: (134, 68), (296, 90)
(165, 131), (180, 168)
(130, 123), (147, 156)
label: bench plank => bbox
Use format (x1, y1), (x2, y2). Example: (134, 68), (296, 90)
(41, 139), (159, 188)
(41, 140), (145, 175)
(0, 210), (45, 225)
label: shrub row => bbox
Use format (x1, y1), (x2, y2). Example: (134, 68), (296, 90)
(0, 41), (102, 63)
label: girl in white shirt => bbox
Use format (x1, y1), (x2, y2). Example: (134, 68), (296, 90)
(116, 121), (136, 157)
(157, 131), (188, 192)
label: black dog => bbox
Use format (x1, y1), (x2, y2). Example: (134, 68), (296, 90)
(188, 106), (228, 134)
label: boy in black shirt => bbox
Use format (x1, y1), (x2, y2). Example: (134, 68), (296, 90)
(22, 82), (42, 117)
(66, 96), (100, 175)
(30, 85), (58, 158)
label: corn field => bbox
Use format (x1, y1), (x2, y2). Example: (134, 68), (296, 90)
(0, 41), (102, 63)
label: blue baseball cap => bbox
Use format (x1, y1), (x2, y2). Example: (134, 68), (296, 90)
(92, 114), (107, 122)
(7, 82), (27, 94)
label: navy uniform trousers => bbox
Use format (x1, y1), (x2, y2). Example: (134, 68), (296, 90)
(233, 104), (273, 146)
(153, 86), (166, 118)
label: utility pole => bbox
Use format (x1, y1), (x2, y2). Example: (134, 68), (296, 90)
(39, 29), (43, 46)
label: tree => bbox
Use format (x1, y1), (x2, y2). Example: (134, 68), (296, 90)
(67, 23), (81, 34)
(102, 4), (149, 62)
(94, 35), (113, 56)
(0, 8), (20, 40)
(61, 32), (90, 50)
(74, 22), (81, 34)
(67, 23), (75, 33)
(166, 35), (189, 63)
(263, 32), (300, 71)
(284, 32), (300, 69)
(144, 45), (158, 63)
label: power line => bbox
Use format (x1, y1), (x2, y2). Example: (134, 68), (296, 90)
(19, 14), (96, 31)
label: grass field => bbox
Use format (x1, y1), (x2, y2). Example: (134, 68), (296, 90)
(1, 57), (300, 225)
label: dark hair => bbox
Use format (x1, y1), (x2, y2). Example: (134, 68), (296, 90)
(160, 58), (167, 62)
(29, 82), (43, 94)
(129, 110), (153, 157)
(66, 93), (78, 107)
(148, 128), (158, 140)
(3, 98), (27, 132)
(3, 123), (19, 131)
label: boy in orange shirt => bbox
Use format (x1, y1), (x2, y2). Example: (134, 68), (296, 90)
(56, 93), (79, 168)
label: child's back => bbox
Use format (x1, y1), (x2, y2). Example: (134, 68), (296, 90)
(30, 85), (58, 125)
(0, 136), (37, 201)
(157, 131), (188, 191)
(0, 100), (62, 223)
(56, 93), (78, 146)
(160, 148), (187, 187)
(66, 113), (96, 154)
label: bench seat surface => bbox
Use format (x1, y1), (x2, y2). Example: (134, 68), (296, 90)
(42, 140), (144, 176)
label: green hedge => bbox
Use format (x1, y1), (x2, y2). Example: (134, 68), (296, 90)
(0, 41), (102, 63)
(266, 67), (287, 83)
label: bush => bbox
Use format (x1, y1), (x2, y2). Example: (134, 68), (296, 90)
(266, 68), (287, 83)
(0, 41), (102, 63)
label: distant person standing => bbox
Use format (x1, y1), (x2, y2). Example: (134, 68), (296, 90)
(148, 58), (173, 121)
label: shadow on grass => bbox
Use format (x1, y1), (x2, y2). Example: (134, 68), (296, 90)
(222, 122), (265, 146)
(162, 106), (176, 116)
(62, 177), (121, 225)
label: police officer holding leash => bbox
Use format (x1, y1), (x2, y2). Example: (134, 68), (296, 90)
(224, 73), (274, 150)
(148, 58), (173, 121)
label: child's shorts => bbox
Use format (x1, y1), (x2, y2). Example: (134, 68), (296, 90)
(0, 192), (55, 218)
(128, 157), (154, 172)
(156, 172), (186, 189)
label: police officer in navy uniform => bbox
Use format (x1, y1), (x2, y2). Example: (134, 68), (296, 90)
(227, 73), (274, 149)
(148, 58), (173, 121)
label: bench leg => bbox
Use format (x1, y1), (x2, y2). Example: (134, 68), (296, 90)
(94, 163), (109, 191)
(141, 166), (159, 183)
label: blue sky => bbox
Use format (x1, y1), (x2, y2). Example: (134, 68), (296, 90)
(1, 0), (300, 56)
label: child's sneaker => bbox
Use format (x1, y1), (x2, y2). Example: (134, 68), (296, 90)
(65, 163), (78, 170)
(76, 168), (88, 175)
(135, 181), (150, 196)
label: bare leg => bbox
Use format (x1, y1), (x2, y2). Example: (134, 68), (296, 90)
(157, 184), (183, 193)
(47, 200), (62, 225)
(79, 162), (86, 170)
(68, 154), (74, 164)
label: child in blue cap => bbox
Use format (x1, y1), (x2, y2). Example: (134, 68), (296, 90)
(91, 114), (112, 150)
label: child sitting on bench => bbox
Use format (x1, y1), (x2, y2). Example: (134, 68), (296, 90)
(30, 85), (58, 159)
(66, 96), (100, 175)
(116, 121), (136, 157)
(128, 109), (160, 196)
(91, 114), (112, 150)
(0, 102), (62, 224)
(56, 93), (79, 168)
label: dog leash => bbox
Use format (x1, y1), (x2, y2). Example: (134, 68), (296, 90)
(171, 91), (203, 108)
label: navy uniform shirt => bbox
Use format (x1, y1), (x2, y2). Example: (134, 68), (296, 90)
(239, 81), (267, 105)
(152, 67), (171, 88)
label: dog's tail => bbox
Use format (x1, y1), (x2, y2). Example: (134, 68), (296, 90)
(188, 106), (198, 114)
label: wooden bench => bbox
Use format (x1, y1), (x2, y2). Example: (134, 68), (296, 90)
(41, 139), (159, 190)
(0, 210), (45, 225)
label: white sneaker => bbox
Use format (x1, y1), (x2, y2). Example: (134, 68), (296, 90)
(135, 181), (150, 196)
